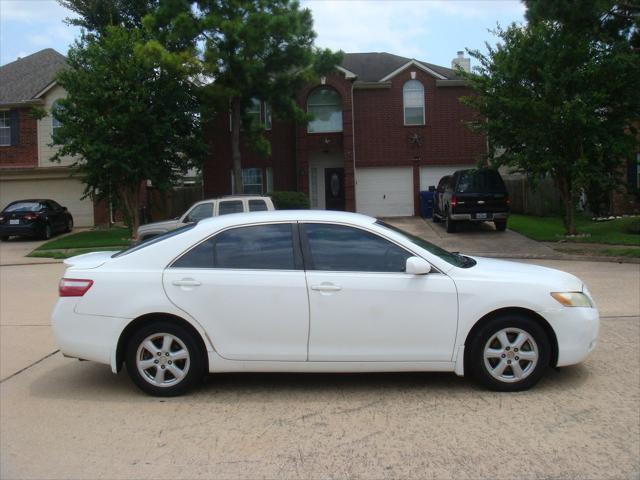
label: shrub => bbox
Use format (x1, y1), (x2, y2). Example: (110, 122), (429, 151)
(626, 218), (640, 234)
(268, 191), (310, 210)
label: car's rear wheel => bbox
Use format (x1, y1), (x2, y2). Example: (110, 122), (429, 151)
(0, 236), (9, 241)
(467, 314), (550, 392)
(125, 321), (205, 396)
(65, 217), (74, 233)
(495, 220), (507, 231)
(445, 210), (457, 233)
(42, 223), (52, 240)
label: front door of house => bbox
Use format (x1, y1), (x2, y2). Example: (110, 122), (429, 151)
(324, 168), (345, 210)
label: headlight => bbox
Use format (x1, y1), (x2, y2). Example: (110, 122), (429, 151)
(551, 292), (593, 308)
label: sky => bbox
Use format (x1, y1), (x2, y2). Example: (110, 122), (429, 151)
(0, 0), (526, 68)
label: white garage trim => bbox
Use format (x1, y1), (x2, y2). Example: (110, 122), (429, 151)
(356, 167), (414, 217)
(0, 169), (94, 226)
(419, 164), (475, 192)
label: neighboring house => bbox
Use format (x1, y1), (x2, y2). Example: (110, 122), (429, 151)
(204, 51), (486, 217)
(0, 49), (95, 226)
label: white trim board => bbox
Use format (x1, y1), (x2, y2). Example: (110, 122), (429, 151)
(379, 59), (447, 82)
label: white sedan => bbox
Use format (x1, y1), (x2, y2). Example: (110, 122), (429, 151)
(52, 211), (599, 396)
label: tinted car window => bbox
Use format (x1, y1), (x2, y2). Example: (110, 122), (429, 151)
(4, 201), (42, 212)
(218, 200), (244, 215)
(456, 169), (506, 193)
(303, 223), (411, 272)
(215, 224), (295, 269)
(172, 238), (215, 268)
(186, 203), (213, 222)
(248, 199), (268, 212)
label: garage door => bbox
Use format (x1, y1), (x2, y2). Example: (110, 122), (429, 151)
(419, 165), (475, 192)
(0, 177), (94, 227)
(356, 167), (414, 217)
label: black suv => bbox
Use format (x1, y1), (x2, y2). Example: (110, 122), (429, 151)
(433, 169), (509, 233)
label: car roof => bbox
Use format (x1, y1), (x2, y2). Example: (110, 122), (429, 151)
(195, 209), (376, 230)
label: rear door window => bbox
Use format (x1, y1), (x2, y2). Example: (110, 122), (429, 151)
(248, 199), (268, 212)
(172, 223), (298, 270)
(218, 200), (244, 215)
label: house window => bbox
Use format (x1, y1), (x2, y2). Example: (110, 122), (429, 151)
(403, 80), (425, 125)
(242, 168), (263, 194)
(266, 167), (274, 193)
(51, 100), (63, 138)
(230, 99), (272, 130)
(0, 111), (10, 146)
(247, 98), (261, 126)
(307, 87), (342, 133)
(264, 102), (272, 130)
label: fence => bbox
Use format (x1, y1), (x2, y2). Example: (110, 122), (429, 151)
(503, 177), (564, 216)
(146, 184), (204, 223)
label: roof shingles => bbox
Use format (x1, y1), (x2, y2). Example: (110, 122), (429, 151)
(341, 52), (461, 82)
(0, 49), (67, 105)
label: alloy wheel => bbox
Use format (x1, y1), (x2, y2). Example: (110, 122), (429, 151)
(483, 328), (539, 383)
(136, 333), (191, 387)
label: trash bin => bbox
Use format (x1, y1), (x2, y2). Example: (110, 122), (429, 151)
(420, 191), (434, 218)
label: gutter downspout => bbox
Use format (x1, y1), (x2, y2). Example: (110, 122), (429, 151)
(351, 81), (357, 212)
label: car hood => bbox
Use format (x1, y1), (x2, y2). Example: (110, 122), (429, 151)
(465, 256), (584, 291)
(137, 219), (179, 233)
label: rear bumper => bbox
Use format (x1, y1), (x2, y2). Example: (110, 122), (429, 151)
(51, 298), (129, 370)
(540, 306), (600, 367)
(0, 223), (42, 237)
(450, 212), (509, 222)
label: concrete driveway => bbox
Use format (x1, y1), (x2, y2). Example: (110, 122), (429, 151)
(0, 259), (638, 479)
(385, 216), (559, 258)
(0, 237), (63, 266)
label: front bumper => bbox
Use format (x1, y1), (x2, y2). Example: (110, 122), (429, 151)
(51, 298), (129, 371)
(541, 306), (600, 367)
(450, 212), (509, 222)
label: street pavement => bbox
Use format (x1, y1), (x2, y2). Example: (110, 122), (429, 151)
(0, 236), (639, 479)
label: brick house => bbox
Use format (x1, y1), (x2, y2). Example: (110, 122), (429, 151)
(0, 49), (97, 226)
(203, 51), (487, 217)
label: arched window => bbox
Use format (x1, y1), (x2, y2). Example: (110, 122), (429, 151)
(307, 87), (342, 133)
(403, 80), (425, 125)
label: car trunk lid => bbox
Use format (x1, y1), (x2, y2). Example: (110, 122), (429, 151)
(64, 251), (116, 270)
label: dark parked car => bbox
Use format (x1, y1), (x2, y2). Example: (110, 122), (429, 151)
(0, 199), (73, 241)
(433, 169), (509, 233)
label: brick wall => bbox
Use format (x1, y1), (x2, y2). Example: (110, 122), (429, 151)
(0, 108), (38, 168)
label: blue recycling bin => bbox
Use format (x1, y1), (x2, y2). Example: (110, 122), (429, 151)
(420, 191), (434, 218)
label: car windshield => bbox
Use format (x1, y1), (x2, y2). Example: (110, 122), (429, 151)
(375, 221), (475, 268)
(4, 201), (43, 212)
(112, 224), (197, 258)
(456, 169), (506, 193)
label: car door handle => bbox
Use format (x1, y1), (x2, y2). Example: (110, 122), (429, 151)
(311, 283), (342, 292)
(172, 279), (202, 287)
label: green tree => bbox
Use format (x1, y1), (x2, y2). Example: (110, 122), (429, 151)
(143, 0), (342, 194)
(462, 1), (640, 234)
(52, 26), (204, 234)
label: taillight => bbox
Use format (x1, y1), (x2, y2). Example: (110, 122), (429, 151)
(59, 278), (94, 297)
(23, 213), (40, 221)
(451, 196), (457, 209)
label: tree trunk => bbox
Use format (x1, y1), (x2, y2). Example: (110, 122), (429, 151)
(231, 98), (243, 195)
(555, 175), (577, 235)
(119, 183), (141, 238)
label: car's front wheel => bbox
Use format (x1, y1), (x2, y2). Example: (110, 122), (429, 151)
(125, 321), (205, 396)
(467, 314), (550, 392)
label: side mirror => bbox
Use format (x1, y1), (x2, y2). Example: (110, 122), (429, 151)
(405, 256), (431, 275)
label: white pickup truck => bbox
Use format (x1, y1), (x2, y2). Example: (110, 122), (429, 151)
(136, 195), (275, 242)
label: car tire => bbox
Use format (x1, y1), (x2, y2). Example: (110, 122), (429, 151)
(65, 217), (74, 233)
(495, 220), (507, 232)
(445, 211), (457, 233)
(125, 321), (205, 396)
(0, 236), (9, 241)
(42, 223), (53, 240)
(467, 314), (550, 392)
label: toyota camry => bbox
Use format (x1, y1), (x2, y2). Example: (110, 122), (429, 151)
(52, 211), (599, 396)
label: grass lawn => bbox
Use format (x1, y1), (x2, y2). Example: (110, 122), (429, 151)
(29, 227), (131, 258)
(34, 228), (131, 250)
(509, 214), (640, 246)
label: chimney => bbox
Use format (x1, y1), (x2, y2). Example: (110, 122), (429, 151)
(451, 50), (470, 73)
